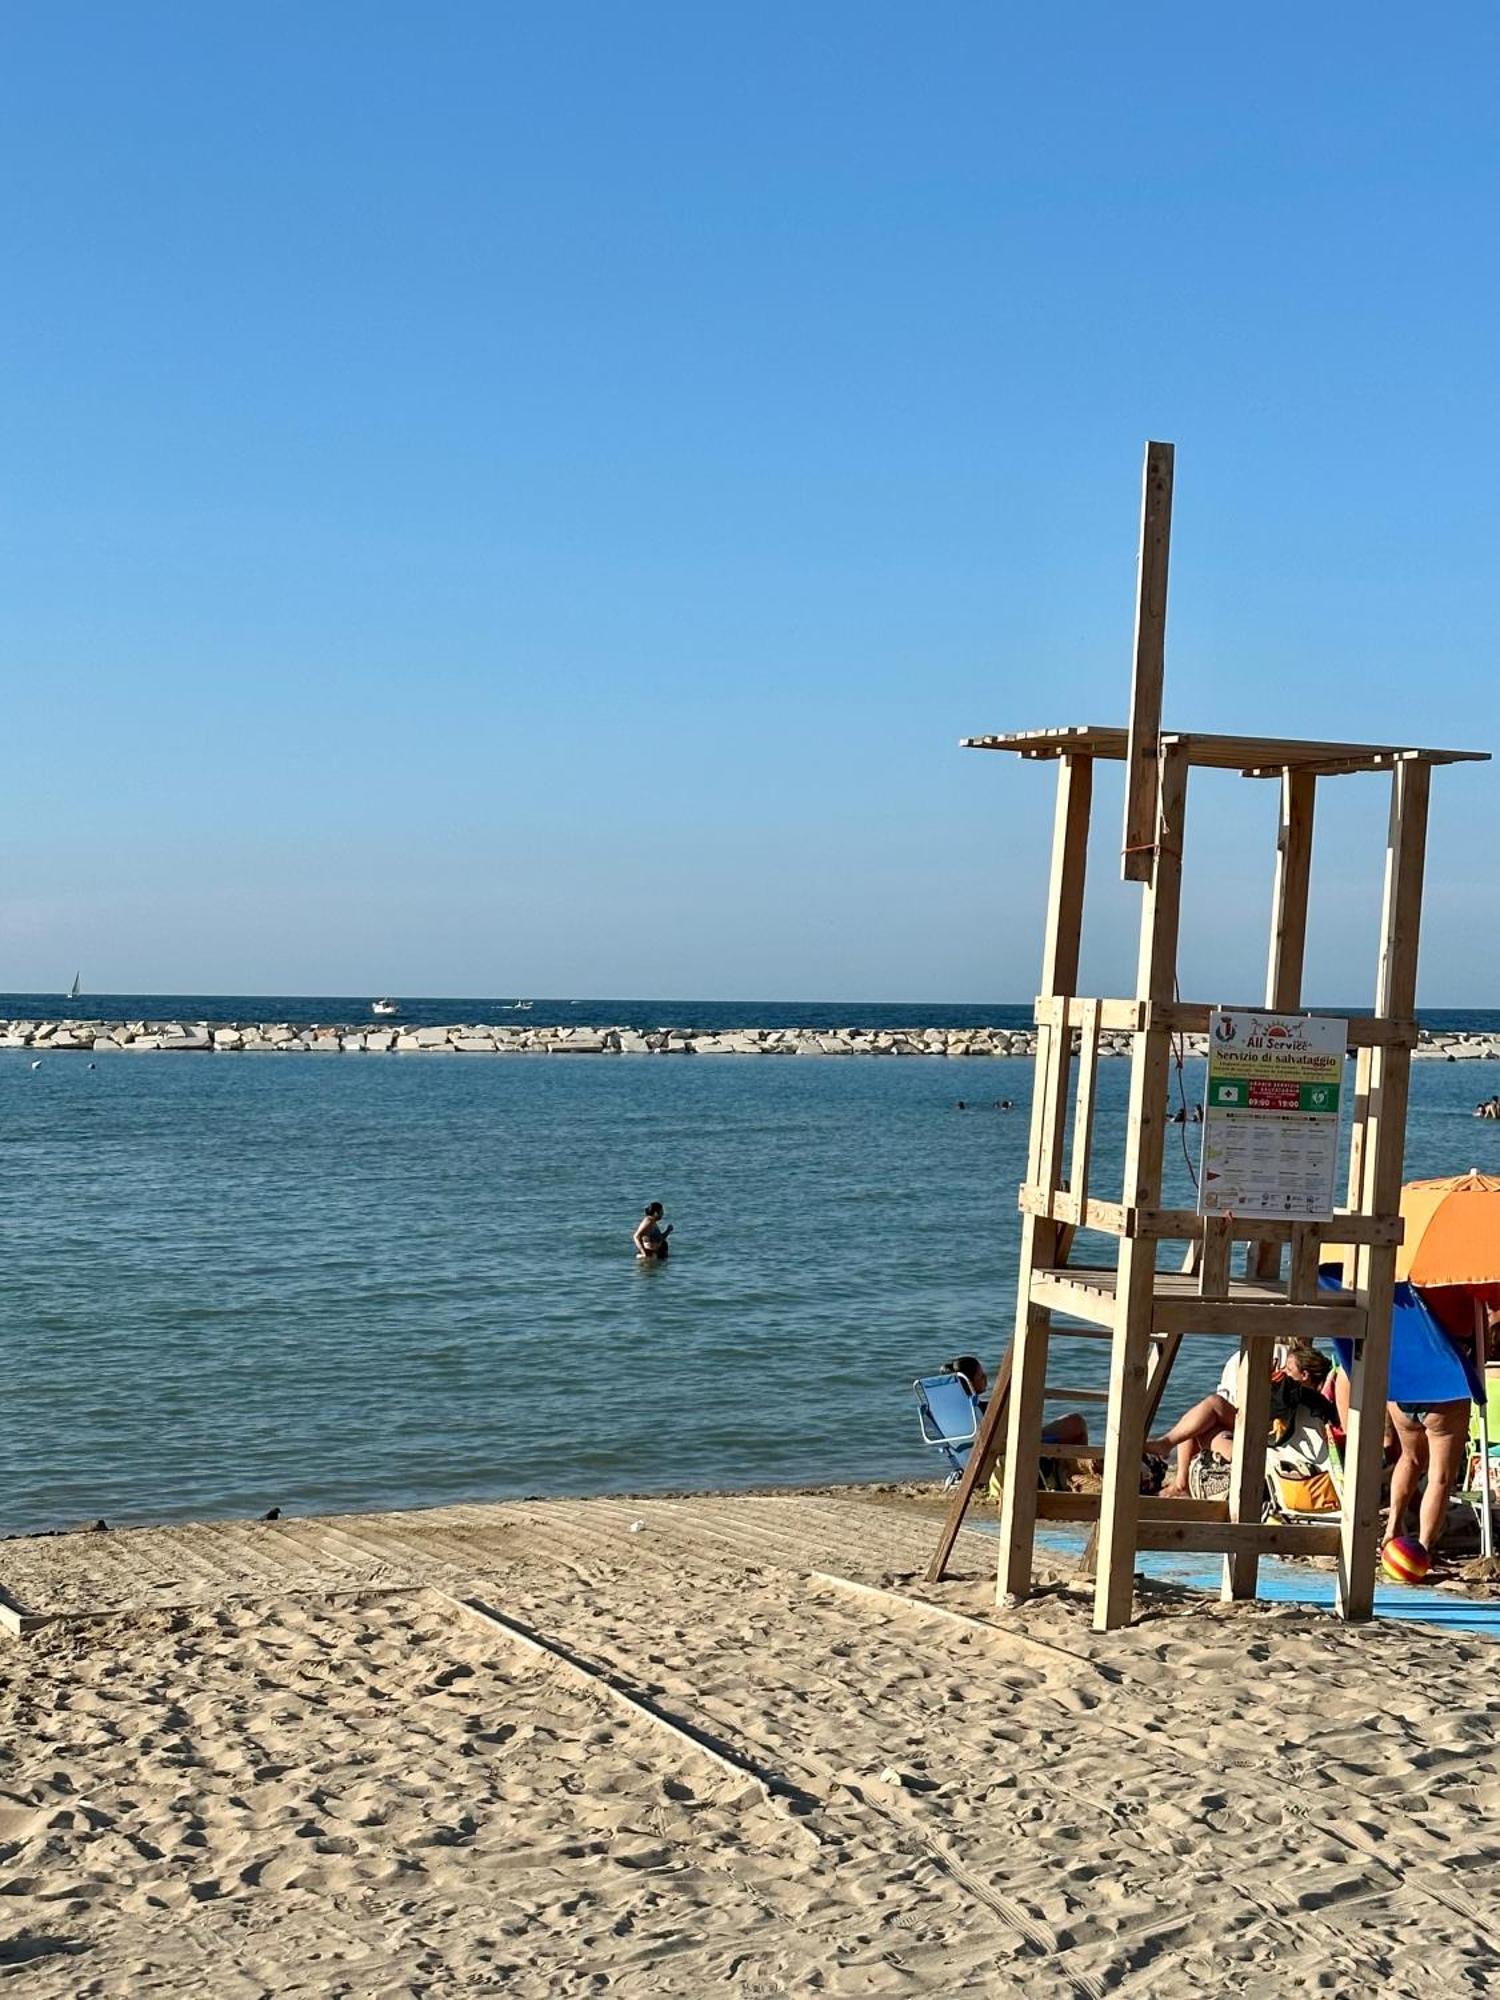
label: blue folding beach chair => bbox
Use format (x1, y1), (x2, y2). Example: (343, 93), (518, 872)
(913, 1371), (984, 1486)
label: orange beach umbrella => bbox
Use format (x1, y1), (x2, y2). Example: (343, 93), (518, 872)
(1331, 1170), (1500, 1331)
(1395, 1169), (1500, 1314)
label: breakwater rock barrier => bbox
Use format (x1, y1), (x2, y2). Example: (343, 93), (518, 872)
(3, 1020), (1499, 1060)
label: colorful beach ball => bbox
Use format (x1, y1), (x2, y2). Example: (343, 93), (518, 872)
(1381, 1537), (1432, 1584)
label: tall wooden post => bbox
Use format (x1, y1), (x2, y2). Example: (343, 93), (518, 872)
(1093, 741), (1188, 1630)
(1338, 760), (1430, 1617)
(1121, 443), (1175, 884)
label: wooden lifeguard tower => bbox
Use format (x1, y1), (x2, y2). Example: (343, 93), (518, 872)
(929, 442), (1487, 1630)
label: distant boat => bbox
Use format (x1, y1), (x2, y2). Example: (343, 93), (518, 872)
(66, 973), (81, 1001)
(371, 998), (400, 1017)
(512, 1000), (533, 1011)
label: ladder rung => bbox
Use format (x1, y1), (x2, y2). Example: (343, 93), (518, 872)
(1043, 1386), (1109, 1402)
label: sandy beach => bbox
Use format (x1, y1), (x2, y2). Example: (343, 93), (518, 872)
(2, 1487), (1498, 1996)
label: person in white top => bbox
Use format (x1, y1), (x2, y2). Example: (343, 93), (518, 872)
(1152, 1345), (1335, 1497)
(1150, 1360), (1239, 1497)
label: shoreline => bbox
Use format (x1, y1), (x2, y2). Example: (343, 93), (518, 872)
(8, 1015), (1500, 1058)
(1, 1476), (953, 1550)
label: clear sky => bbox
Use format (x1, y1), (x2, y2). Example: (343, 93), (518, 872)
(3, 4), (1497, 1002)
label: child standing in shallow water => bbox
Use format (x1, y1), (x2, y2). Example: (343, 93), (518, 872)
(633, 1201), (673, 1262)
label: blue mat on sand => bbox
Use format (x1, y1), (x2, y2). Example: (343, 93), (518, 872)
(1026, 1525), (1500, 1638)
(967, 1520), (1500, 1636)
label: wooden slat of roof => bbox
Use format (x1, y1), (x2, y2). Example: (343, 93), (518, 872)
(960, 727), (1487, 775)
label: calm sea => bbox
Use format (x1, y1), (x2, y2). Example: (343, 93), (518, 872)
(4, 995), (1499, 1536)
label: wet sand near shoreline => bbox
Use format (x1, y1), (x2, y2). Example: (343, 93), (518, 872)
(3, 1487), (1499, 1996)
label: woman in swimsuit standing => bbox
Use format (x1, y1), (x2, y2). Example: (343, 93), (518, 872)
(1385, 1396), (1470, 1560)
(633, 1201), (673, 1262)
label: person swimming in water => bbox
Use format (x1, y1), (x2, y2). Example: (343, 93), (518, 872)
(633, 1201), (673, 1262)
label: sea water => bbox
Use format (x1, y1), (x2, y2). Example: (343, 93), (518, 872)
(3, 1021), (1498, 1534)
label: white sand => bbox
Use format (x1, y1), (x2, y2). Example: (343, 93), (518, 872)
(2, 1489), (1499, 1995)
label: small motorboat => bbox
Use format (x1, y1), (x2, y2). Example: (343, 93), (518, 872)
(371, 998), (400, 1017)
(512, 1000), (533, 1011)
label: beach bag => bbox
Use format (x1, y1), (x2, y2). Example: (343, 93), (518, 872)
(1269, 1460), (1340, 1514)
(1187, 1453), (1231, 1502)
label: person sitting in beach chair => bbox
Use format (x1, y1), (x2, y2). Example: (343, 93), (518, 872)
(1154, 1344), (1336, 1500)
(1264, 1350), (1345, 1519)
(940, 1357), (1089, 1449)
(912, 1358), (1088, 1489)
(914, 1368), (985, 1484)
(1152, 1356), (1239, 1498)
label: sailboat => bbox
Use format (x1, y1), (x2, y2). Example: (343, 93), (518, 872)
(66, 973), (81, 1001)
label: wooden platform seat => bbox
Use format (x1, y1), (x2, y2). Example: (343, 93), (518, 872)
(1028, 1267), (1366, 1341)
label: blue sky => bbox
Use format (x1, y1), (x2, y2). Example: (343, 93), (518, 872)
(2, 4), (1496, 1001)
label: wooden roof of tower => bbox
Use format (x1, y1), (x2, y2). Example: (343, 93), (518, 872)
(961, 727), (1487, 778)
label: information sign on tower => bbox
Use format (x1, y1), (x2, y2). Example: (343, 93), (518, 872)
(1197, 1009), (1346, 1220)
